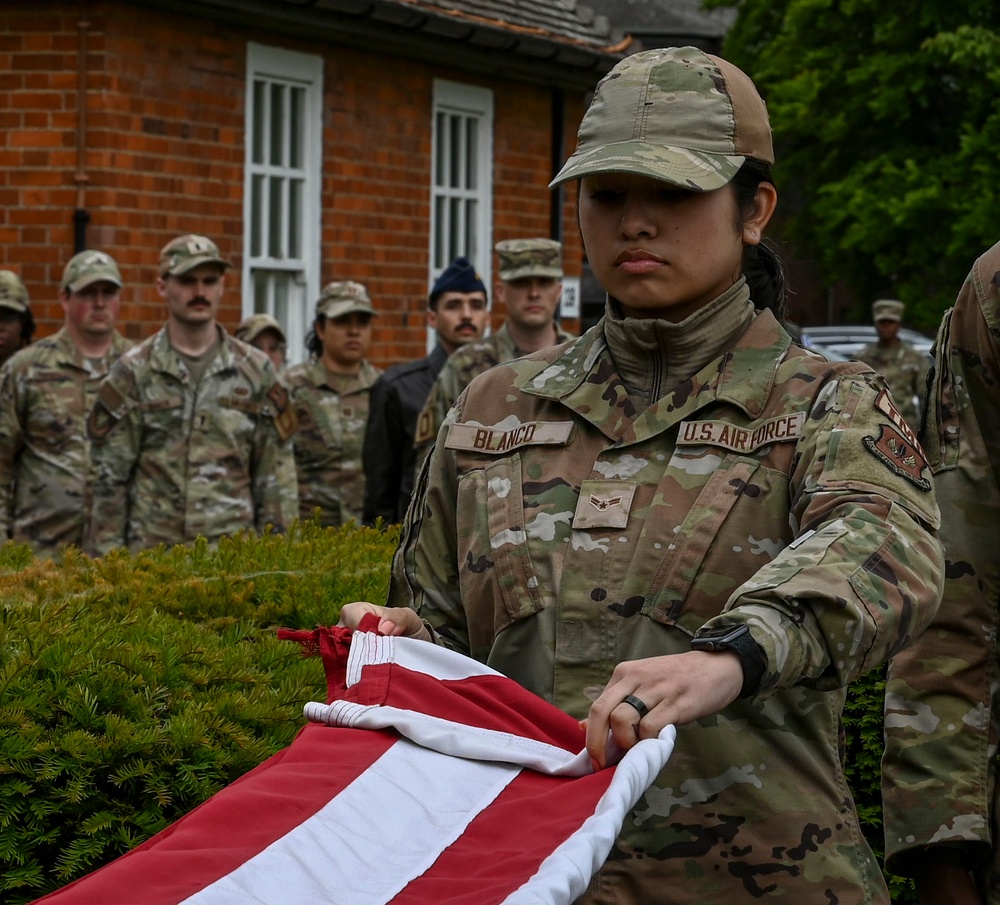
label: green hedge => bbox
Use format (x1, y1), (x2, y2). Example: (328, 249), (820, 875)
(0, 521), (397, 903)
(0, 521), (915, 902)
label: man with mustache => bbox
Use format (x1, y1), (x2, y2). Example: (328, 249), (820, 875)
(361, 256), (489, 526)
(413, 238), (572, 467)
(84, 234), (298, 555)
(0, 251), (131, 555)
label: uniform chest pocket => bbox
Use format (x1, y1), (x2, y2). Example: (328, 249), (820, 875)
(300, 396), (341, 449)
(455, 452), (576, 637)
(214, 395), (262, 439)
(642, 453), (770, 632)
(26, 371), (83, 446)
(219, 395), (262, 417)
(138, 396), (188, 446)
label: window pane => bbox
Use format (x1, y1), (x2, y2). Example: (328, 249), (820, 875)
(449, 115), (461, 188)
(250, 174), (264, 257)
(288, 179), (302, 258)
(289, 87), (304, 169)
(434, 196), (446, 269)
(270, 83), (285, 165)
(269, 177), (284, 258)
(465, 199), (477, 259)
(466, 118), (478, 190)
(252, 80), (266, 165)
(449, 197), (462, 260)
(434, 112), (447, 187)
(272, 271), (290, 323)
(253, 270), (270, 313)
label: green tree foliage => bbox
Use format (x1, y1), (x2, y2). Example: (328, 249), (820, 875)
(709, 0), (1000, 330)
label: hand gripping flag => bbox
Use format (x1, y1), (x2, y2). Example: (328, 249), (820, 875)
(32, 617), (675, 905)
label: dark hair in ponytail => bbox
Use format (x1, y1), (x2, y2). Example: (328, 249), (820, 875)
(305, 315), (326, 358)
(732, 159), (787, 323)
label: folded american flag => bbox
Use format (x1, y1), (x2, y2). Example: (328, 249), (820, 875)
(33, 618), (675, 905)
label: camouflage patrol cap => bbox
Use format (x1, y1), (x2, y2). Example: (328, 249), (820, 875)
(316, 281), (378, 320)
(496, 238), (563, 282)
(0, 271), (29, 314)
(235, 313), (287, 345)
(872, 299), (904, 322)
(159, 234), (231, 277)
(61, 250), (123, 294)
(550, 46), (773, 191)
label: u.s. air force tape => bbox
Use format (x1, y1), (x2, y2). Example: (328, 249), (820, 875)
(445, 421), (573, 454)
(676, 412), (805, 454)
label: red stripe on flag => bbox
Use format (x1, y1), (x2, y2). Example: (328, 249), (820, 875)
(391, 765), (616, 904)
(352, 663), (586, 752)
(33, 724), (395, 905)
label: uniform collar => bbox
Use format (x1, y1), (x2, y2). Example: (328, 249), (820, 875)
(150, 323), (235, 381)
(53, 326), (129, 371)
(305, 356), (380, 393)
(521, 308), (791, 443)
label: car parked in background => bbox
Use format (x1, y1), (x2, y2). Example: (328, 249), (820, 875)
(797, 325), (934, 361)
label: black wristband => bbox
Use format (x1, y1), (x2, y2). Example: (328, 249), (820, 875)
(691, 624), (766, 699)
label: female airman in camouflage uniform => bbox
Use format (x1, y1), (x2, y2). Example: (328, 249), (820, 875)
(286, 282), (381, 527)
(343, 47), (944, 903)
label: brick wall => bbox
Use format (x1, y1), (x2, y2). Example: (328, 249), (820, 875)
(1, 1), (586, 366)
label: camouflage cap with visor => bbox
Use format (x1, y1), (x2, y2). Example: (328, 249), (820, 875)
(0, 271), (30, 314)
(872, 299), (904, 323)
(235, 313), (287, 345)
(61, 250), (123, 294)
(315, 281), (378, 320)
(159, 234), (232, 277)
(550, 46), (773, 192)
(496, 238), (564, 282)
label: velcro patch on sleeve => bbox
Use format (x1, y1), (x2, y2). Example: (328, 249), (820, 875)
(676, 412), (805, 454)
(862, 425), (931, 491)
(445, 421), (573, 454)
(87, 401), (119, 441)
(266, 382), (297, 440)
(414, 408), (436, 446)
(86, 381), (130, 441)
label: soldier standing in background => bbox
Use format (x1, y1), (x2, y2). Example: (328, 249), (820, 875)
(0, 271), (36, 368)
(0, 251), (131, 554)
(856, 298), (927, 428)
(361, 256), (489, 526)
(286, 281), (381, 527)
(235, 313), (288, 372)
(414, 238), (573, 463)
(84, 234), (298, 555)
(882, 240), (1000, 905)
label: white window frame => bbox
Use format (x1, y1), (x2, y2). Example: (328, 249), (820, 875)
(429, 80), (494, 351)
(243, 43), (323, 365)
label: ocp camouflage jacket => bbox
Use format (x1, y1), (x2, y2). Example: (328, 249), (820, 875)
(883, 240), (1000, 898)
(84, 325), (298, 555)
(391, 307), (944, 904)
(0, 327), (131, 553)
(285, 357), (381, 527)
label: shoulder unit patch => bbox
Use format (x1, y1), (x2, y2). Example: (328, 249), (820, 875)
(863, 425), (932, 491)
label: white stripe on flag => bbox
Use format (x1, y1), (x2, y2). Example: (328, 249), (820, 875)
(502, 728), (677, 904)
(304, 700), (593, 776)
(180, 735), (520, 905)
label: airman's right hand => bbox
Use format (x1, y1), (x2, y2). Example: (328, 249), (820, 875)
(337, 601), (431, 642)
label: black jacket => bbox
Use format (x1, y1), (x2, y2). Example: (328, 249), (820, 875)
(361, 344), (448, 525)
